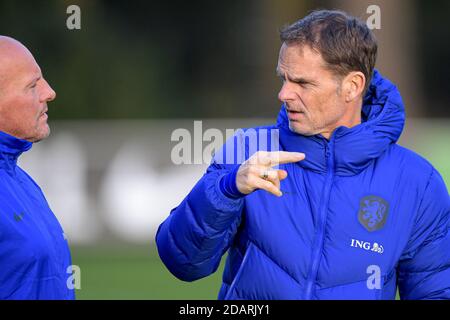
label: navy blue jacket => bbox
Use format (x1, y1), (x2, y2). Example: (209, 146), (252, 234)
(0, 131), (75, 299)
(156, 71), (450, 299)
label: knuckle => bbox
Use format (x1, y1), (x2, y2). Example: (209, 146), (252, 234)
(247, 165), (257, 175)
(264, 181), (275, 191)
(254, 151), (264, 159)
(269, 171), (278, 180)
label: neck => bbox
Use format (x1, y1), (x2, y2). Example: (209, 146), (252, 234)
(321, 102), (362, 140)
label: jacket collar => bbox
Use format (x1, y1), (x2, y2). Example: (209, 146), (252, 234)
(0, 130), (32, 170)
(276, 70), (405, 176)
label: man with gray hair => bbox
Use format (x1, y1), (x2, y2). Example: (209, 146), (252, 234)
(157, 10), (449, 299)
(0, 36), (75, 299)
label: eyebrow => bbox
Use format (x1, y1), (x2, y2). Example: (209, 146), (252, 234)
(276, 68), (316, 85)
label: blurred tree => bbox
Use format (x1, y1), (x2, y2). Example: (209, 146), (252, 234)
(417, 0), (450, 117)
(0, 0), (448, 119)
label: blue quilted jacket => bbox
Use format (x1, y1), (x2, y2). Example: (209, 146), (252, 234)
(0, 131), (75, 299)
(156, 70), (450, 300)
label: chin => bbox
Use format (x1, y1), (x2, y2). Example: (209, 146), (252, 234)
(288, 122), (315, 136)
(31, 127), (51, 143)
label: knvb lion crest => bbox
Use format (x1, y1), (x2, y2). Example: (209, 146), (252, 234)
(358, 196), (389, 232)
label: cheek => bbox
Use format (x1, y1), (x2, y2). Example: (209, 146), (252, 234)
(302, 92), (323, 117)
(21, 95), (40, 117)
(11, 98), (39, 124)
(309, 93), (337, 123)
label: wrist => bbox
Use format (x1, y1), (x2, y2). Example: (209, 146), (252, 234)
(219, 166), (246, 199)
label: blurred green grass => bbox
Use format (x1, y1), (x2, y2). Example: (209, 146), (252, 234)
(71, 244), (225, 300)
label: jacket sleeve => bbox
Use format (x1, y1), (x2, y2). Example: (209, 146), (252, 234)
(155, 137), (246, 282)
(397, 168), (450, 300)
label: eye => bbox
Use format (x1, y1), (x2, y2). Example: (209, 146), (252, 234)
(30, 83), (37, 89)
(295, 80), (309, 88)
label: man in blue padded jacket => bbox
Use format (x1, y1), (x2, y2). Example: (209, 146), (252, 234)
(0, 36), (75, 299)
(156, 10), (450, 299)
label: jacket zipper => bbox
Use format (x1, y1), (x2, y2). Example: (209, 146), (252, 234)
(303, 136), (335, 299)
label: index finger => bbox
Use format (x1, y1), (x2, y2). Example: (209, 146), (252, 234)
(266, 151), (306, 166)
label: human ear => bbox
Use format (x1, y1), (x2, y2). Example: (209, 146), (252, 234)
(344, 72), (365, 102)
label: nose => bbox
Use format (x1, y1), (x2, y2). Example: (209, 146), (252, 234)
(40, 78), (56, 102)
(278, 81), (296, 103)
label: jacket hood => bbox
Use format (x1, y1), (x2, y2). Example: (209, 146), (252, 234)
(276, 70), (405, 176)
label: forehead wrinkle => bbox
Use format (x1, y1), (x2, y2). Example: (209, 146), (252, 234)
(281, 43), (328, 75)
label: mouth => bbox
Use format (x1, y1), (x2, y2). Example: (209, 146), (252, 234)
(40, 109), (48, 119)
(286, 108), (305, 121)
